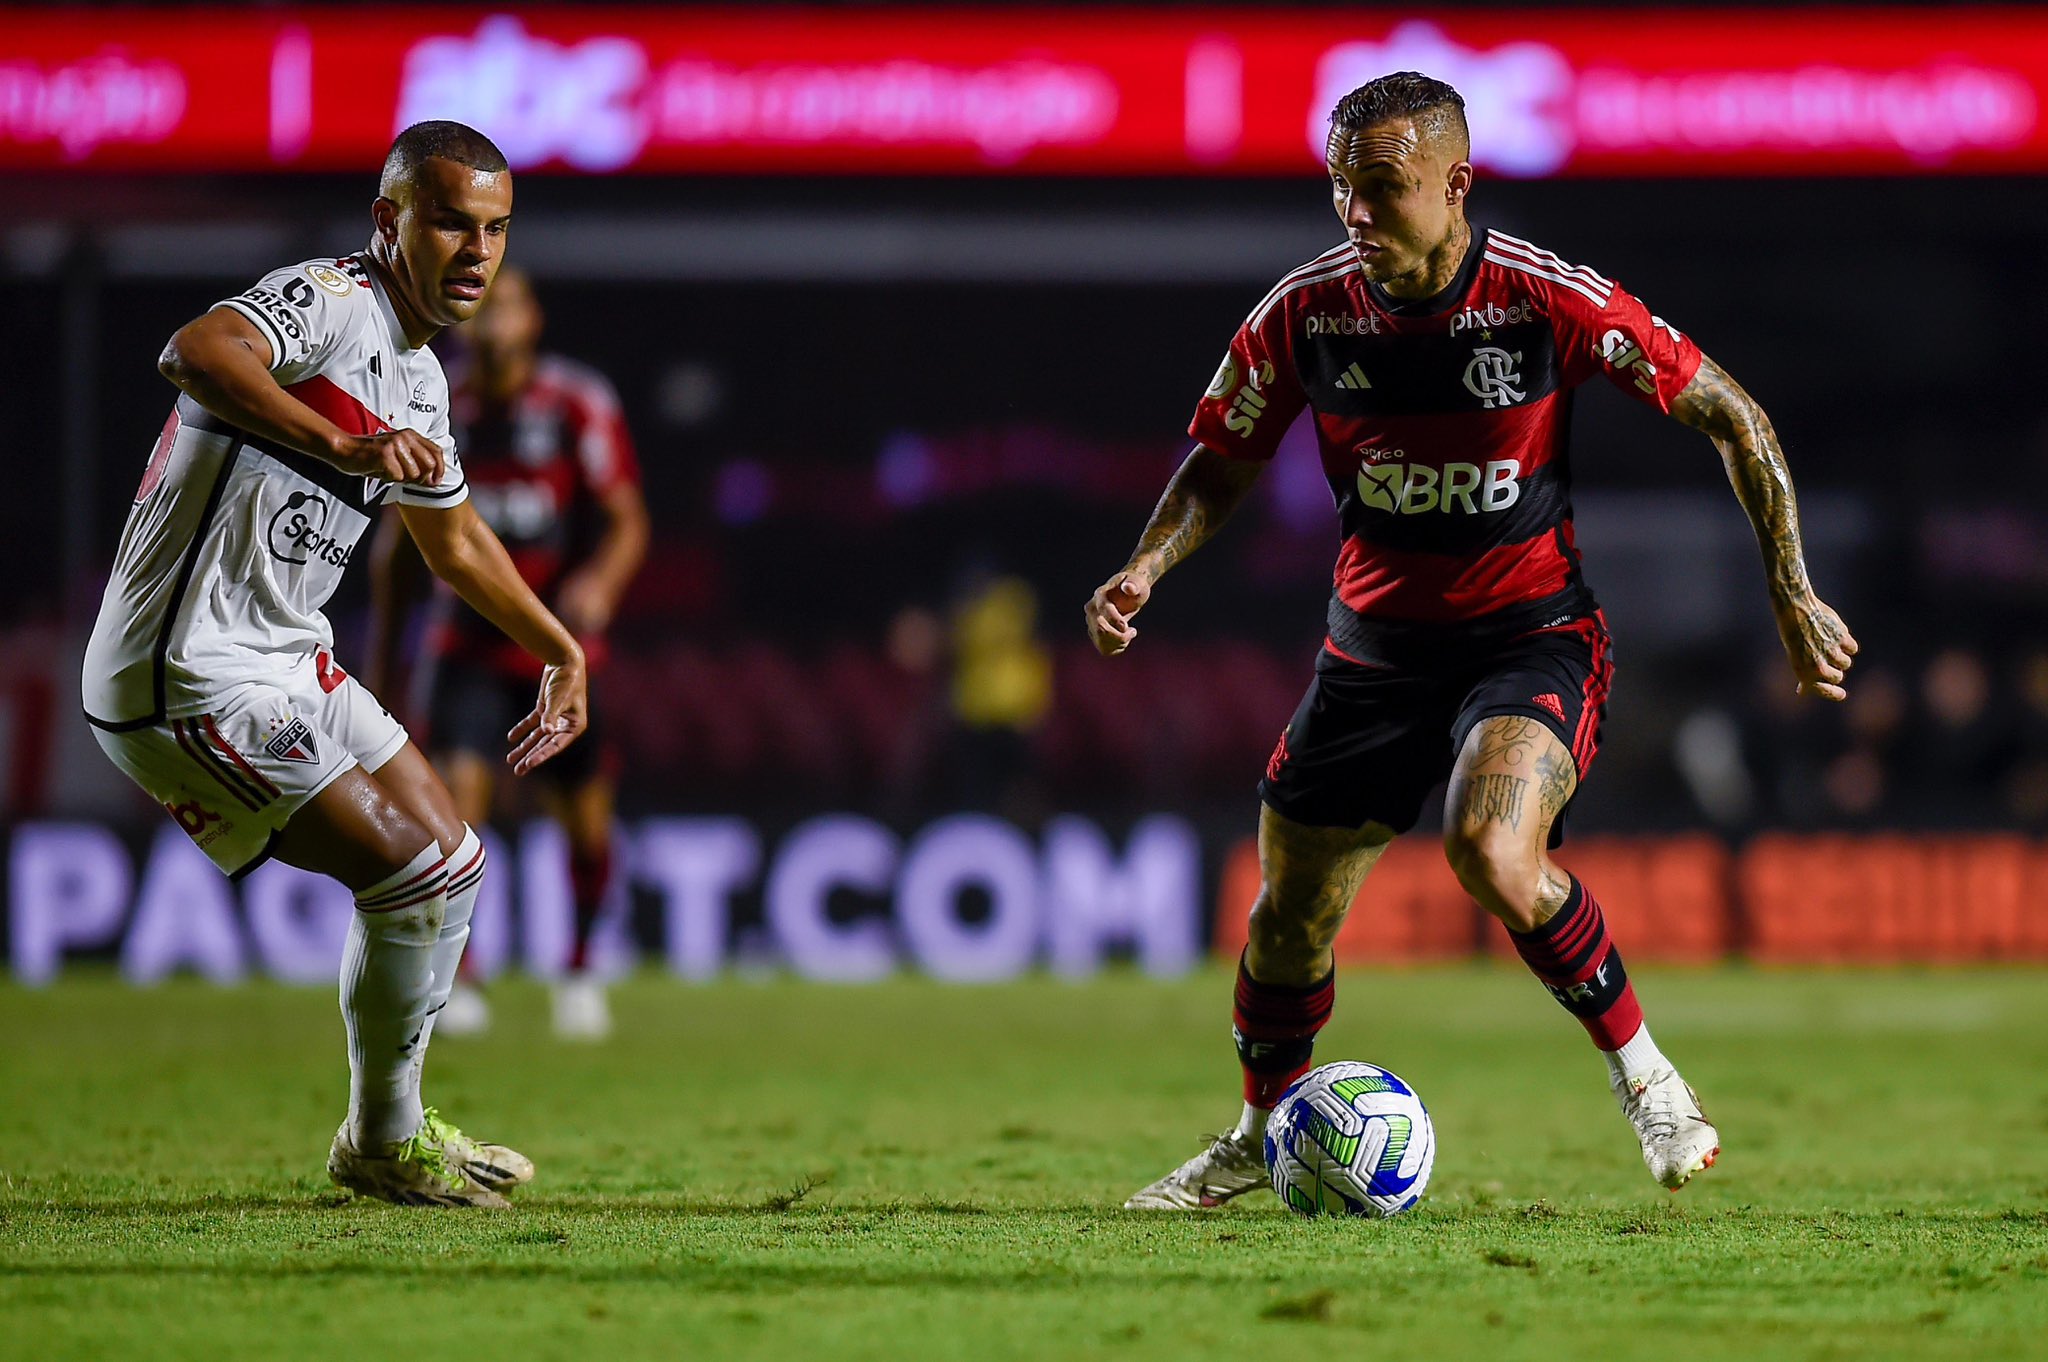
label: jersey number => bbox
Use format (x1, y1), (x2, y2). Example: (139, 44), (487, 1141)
(136, 408), (179, 503)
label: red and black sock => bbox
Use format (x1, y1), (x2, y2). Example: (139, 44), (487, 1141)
(566, 844), (614, 975)
(1507, 875), (1643, 1049)
(1232, 953), (1336, 1108)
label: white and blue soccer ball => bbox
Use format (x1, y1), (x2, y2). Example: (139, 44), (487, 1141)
(1265, 1060), (1435, 1218)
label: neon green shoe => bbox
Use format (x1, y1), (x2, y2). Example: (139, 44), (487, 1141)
(422, 1107), (536, 1194)
(328, 1117), (510, 1209)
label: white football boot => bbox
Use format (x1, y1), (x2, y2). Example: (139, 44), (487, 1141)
(1125, 1130), (1268, 1209)
(434, 982), (491, 1038)
(328, 1114), (510, 1209)
(422, 1109), (536, 1194)
(551, 976), (613, 1041)
(1618, 1068), (1720, 1189)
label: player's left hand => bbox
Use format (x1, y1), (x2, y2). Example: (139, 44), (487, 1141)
(508, 656), (589, 774)
(1774, 591), (1859, 701)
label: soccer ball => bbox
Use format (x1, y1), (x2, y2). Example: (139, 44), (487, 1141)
(1264, 1060), (1435, 1217)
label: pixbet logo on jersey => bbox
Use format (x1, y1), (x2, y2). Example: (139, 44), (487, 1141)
(1305, 313), (1382, 337)
(1356, 456), (1522, 516)
(266, 491), (355, 568)
(1448, 301), (1534, 337)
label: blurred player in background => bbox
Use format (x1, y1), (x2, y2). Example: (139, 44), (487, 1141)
(371, 267), (648, 1041)
(82, 122), (586, 1207)
(1087, 73), (1857, 1208)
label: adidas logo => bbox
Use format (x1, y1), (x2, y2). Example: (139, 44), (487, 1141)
(1532, 693), (1567, 722)
(1334, 362), (1371, 391)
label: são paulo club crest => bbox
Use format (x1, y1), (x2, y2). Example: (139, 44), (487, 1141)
(264, 719), (320, 765)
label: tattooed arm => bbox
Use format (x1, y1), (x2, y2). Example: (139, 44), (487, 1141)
(1669, 353), (1860, 701)
(1084, 444), (1265, 657)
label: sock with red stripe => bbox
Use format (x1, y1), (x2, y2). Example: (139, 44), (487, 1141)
(1232, 953), (1335, 1123)
(342, 842), (448, 1147)
(566, 842), (613, 975)
(1506, 875), (1645, 1051)
(419, 825), (485, 1051)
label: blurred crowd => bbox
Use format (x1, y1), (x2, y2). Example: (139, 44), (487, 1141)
(1680, 643), (2048, 833)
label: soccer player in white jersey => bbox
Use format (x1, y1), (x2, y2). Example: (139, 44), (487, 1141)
(82, 121), (583, 1208)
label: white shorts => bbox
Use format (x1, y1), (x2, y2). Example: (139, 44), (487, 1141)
(92, 649), (410, 878)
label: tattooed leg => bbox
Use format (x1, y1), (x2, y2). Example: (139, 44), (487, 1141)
(1244, 804), (1395, 988)
(1229, 804), (1395, 1119)
(1443, 716), (1580, 933)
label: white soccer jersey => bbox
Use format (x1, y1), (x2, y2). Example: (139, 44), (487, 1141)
(82, 255), (468, 729)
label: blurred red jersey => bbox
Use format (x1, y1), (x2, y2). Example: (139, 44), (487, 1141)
(1189, 229), (1701, 665)
(431, 354), (641, 678)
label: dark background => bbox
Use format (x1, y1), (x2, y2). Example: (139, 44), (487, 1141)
(7, 8), (2047, 842)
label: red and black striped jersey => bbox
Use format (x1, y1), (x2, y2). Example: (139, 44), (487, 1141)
(429, 354), (641, 678)
(1189, 228), (1700, 665)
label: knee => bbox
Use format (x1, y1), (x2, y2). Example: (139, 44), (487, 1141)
(1443, 826), (1542, 932)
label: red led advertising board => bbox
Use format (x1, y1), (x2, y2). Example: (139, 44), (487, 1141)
(3, 7), (2045, 176)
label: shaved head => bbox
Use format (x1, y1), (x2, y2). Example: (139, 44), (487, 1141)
(1329, 71), (1469, 161)
(379, 120), (508, 201)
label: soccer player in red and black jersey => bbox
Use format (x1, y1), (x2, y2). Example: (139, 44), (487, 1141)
(1092, 73), (1857, 1207)
(371, 267), (648, 1041)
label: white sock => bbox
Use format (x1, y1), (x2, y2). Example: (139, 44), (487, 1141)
(342, 842), (448, 1147)
(420, 826), (485, 1049)
(1232, 1103), (1270, 1141)
(1603, 1021), (1672, 1088)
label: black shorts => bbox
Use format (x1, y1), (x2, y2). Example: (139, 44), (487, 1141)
(426, 655), (611, 787)
(1258, 616), (1612, 848)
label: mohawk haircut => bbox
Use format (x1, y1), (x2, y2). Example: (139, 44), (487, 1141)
(1329, 72), (1470, 157)
(379, 121), (509, 199)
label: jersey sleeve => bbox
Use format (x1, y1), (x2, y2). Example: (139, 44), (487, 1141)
(1186, 298), (1308, 463)
(213, 260), (356, 379)
(569, 370), (642, 495)
(1551, 277), (1702, 414)
(389, 354), (469, 509)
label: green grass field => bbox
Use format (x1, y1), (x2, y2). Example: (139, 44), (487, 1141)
(3, 966), (2046, 1361)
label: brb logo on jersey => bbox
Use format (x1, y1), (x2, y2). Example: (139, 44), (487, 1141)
(267, 491), (355, 569)
(1462, 346), (1526, 410)
(1356, 454), (1521, 516)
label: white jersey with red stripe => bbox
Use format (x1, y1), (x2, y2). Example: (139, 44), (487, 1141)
(82, 255), (467, 729)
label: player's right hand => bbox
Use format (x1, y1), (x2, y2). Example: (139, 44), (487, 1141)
(329, 430), (446, 487)
(1084, 571), (1151, 657)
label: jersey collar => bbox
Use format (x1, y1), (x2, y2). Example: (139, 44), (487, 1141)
(364, 267), (425, 354)
(1363, 227), (1485, 319)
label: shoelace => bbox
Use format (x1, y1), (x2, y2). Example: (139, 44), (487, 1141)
(1624, 1076), (1684, 1144)
(1193, 1132), (1262, 1176)
(396, 1109), (464, 1184)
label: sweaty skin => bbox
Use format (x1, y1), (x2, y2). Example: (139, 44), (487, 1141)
(158, 155), (586, 885)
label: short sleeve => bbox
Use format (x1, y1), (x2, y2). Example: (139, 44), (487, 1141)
(1186, 300), (1308, 463)
(1552, 278), (1702, 415)
(570, 372), (642, 494)
(214, 259), (358, 379)
(390, 354), (469, 509)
